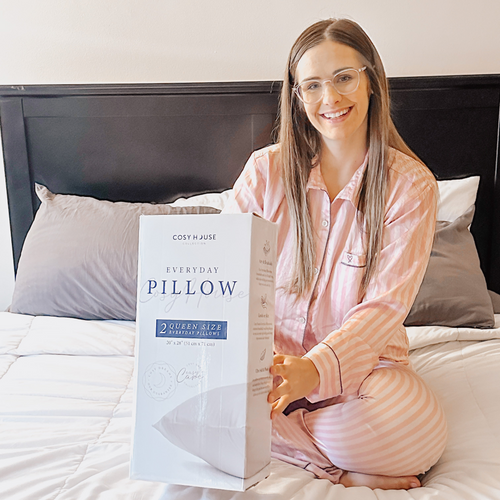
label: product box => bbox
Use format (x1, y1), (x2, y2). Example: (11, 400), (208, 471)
(131, 213), (277, 491)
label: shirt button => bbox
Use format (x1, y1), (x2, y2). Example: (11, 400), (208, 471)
(314, 267), (319, 274)
(322, 220), (328, 227)
(298, 317), (306, 324)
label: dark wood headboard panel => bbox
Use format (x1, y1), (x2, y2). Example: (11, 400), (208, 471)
(1, 76), (500, 292)
(0, 82), (281, 273)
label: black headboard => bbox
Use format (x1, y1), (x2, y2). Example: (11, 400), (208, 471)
(1, 76), (500, 292)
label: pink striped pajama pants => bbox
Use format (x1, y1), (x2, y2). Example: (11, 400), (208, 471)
(271, 361), (448, 483)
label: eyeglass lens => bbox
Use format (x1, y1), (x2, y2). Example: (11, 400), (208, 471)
(298, 69), (361, 103)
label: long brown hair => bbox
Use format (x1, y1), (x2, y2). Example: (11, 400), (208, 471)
(278, 18), (420, 297)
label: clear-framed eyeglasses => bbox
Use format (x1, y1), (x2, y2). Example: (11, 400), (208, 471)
(294, 66), (367, 104)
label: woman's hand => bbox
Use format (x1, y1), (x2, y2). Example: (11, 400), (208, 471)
(268, 354), (320, 418)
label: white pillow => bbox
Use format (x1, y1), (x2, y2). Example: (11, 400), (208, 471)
(153, 383), (268, 479)
(170, 190), (233, 210)
(437, 176), (479, 222)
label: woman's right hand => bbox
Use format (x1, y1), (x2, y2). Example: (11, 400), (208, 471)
(268, 354), (320, 418)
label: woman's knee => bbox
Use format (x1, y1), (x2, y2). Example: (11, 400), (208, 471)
(305, 366), (447, 475)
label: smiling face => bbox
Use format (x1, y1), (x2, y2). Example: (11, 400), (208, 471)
(295, 40), (370, 152)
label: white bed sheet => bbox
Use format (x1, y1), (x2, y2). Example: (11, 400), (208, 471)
(1, 312), (499, 500)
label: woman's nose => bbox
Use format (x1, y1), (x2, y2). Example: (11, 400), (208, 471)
(322, 81), (342, 104)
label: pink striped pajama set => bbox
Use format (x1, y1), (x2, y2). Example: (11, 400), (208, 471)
(224, 144), (447, 482)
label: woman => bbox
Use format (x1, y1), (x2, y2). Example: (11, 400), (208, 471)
(224, 19), (447, 490)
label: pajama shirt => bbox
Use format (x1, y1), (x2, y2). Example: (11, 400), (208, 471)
(223, 144), (447, 482)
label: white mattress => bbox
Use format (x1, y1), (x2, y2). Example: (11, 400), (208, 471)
(1, 311), (499, 500)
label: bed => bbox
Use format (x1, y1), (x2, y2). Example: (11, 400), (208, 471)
(1, 75), (500, 500)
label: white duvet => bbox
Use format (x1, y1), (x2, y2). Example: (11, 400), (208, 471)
(1, 311), (499, 500)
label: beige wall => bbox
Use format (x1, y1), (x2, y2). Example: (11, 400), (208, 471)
(2, 0), (500, 84)
(1, 0), (499, 308)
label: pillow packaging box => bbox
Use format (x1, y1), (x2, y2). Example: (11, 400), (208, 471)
(131, 213), (277, 491)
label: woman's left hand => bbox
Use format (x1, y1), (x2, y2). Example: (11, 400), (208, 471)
(268, 354), (320, 418)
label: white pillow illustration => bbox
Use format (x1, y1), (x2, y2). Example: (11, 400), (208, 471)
(153, 383), (268, 479)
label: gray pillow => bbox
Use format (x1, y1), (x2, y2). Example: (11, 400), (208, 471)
(405, 206), (495, 328)
(488, 290), (500, 314)
(10, 185), (220, 320)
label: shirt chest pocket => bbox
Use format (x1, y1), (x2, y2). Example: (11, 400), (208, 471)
(341, 252), (366, 268)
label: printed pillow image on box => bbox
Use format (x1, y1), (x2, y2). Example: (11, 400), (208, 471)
(153, 383), (268, 479)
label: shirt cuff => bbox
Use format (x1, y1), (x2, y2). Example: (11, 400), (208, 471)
(303, 342), (343, 402)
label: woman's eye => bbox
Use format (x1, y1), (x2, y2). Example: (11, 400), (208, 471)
(336, 74), (353, 84)
(305, 82), (321, 92)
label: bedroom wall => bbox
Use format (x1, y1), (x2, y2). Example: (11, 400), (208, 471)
(1, 0), (500, 310)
